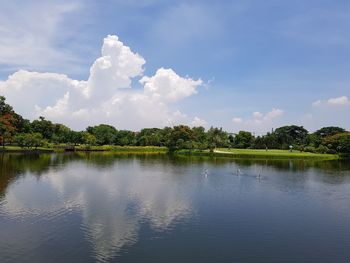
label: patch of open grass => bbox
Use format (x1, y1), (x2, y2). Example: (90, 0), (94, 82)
(176, 148), (338, 160)
(215, 148), (338, 159)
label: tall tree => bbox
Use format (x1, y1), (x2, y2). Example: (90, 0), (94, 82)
(31, 116), (55, 140)
(315, 126), (346, 138)
(87, 124), (117, 145)
(0, 114), (16, 147)
(233, 131), (254, 148)
(274, 125), (308, 148)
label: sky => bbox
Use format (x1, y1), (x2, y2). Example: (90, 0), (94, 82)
(0, 0), (349, 133)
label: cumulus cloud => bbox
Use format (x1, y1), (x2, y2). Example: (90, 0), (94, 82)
(327, 96), (349, 105)
(307, 95), (350, 131)
(141, 68), (202, 102)
(232, 108), (284, 133)
(0, 35), (202, 130)
(3, 159), (193, 261)
(312, 96), (349, 107)
(4, 159), (194, 262)
(191, 116), (207, 127)
(265, 108), (283, 120)
(86, 35), (146, 101)
(247, 108), (283, 124)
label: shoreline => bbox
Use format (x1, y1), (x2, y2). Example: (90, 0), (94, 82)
(0, 146), (341, 160)
(175, 149), (339, 160)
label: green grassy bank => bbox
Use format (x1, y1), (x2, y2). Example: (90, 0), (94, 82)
(176, 148), (339, 160)
(0, 146), (340, 160)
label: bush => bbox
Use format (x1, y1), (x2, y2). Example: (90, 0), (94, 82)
(326, 149), (337, 154)
(316, 145), (329, 154)
(304, 146), (316, 153)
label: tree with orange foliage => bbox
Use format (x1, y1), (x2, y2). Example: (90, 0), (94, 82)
(0, 113), (16, 148)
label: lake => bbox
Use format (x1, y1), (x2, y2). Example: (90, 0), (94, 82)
(1, 153), (350, 263)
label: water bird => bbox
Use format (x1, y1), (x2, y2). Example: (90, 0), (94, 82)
(235, 168), (241, 176)
(203, 169), (209, 177)
(256, 169), (263, 180)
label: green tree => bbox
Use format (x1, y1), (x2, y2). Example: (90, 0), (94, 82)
(115, 130), (136, 146)
(233, 131), (254, 148)
(14, 133), (44, 149)
(68, 131), (84, 146)
(315, 126), (346, 138)
(274, 125), (308, 149)
(136, 128), (163, 146)
(309, 126), (346, 148)
(207, 127), (228, 151)
(163, 125), (194, 151)
(31, 116), (55, 140)
(0, 96), (13, 115)
(82, 132), (97, 146)
(86, 124), (117, 145)
(322, 132), (350, 154)
(51, 124), (71, 144)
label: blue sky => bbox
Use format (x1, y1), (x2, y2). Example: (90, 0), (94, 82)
(0, 0), (349, 133)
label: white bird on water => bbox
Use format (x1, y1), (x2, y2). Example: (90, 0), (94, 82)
(256, 168), (263, 180)
(203, 169), (209, 177)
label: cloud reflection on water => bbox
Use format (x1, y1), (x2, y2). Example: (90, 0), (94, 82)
(2, 157), (194, 262)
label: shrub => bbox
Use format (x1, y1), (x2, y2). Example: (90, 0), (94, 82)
(304, 146), (316, 153)
(316, 145), (329, 154)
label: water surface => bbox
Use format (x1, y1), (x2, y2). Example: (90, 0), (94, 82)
(1, 153), (350, 262)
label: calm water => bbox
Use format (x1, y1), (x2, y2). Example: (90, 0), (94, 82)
(1, 153), (350, 263)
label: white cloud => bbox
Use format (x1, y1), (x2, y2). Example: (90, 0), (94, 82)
(191, 116), (207, 127)
(0, 1), (84, 73)
(252, 111), (263, 119)
(311, 96), (349, 107)
(231, 108), (284, 133)
(306, 96), (350, 131)
(86, 35), (146, 101)
(140, 68), (202, 102)
(327, 96), (349, 105)
(3, 159), (193, 261)
(232, 117), (243, 124)
(0, 35), (202, 130)
(312, 100), (322, 107)
(264, 108), (283, 120)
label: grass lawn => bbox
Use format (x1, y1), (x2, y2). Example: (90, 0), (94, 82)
(215, 148), (338, 160)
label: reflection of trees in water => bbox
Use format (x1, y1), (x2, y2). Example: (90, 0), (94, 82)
(0, 153), (52, 199)
(1, 152), (349, 261)
(1, 153), (350, 200)
(1, 153), (194, 262)
(0, 154), (20, 199)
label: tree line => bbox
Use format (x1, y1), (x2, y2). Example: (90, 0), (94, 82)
(1, 96), (349, 154)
